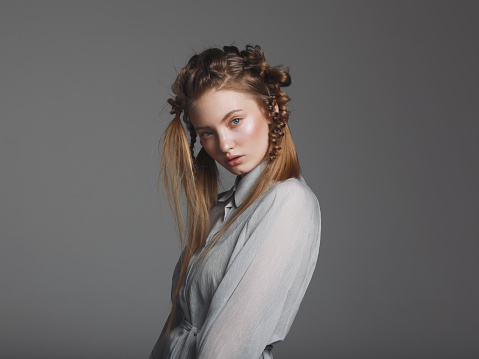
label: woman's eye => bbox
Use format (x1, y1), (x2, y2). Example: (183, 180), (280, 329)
(201, 131), (212, 138)
(231, 118), (241, 125)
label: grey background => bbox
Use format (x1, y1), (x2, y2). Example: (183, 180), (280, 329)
(1, 1), (478, 358)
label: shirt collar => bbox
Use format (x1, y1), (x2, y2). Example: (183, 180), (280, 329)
(217, 161), (268, 207)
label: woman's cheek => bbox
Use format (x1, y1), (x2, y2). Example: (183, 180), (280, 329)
(201, 139), (216, 160)
(241, 119), (259, 142)
(200, 139), (212, 156)
(242, 117), (270, 150)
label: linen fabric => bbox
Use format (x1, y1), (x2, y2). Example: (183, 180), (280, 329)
(150, 162), (321, 359)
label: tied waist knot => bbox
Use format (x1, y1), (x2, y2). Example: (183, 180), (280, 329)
(167, 317), (199, 357)
(178, 317), (274, 353)
(179, 317), (199, 337)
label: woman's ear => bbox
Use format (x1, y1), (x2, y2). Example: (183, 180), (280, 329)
(267, 103), (279, 124)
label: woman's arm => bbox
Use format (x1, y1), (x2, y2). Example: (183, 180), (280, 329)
(196, 179), (321, 359)
(149, 255), (184, 359)
(149, 309), (182, 359)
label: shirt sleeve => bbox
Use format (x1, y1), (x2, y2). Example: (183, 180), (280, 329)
(149, 255), (184, 359)
(196, 179), (321, 359)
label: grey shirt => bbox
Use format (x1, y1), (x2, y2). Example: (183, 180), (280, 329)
(150, 162), (321, 359)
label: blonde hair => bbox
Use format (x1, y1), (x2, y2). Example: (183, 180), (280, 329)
(159, 45), (300, 333)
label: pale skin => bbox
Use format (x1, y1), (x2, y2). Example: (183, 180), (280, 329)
(189, 89), (279, 176)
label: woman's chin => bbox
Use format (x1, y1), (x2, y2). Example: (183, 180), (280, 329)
(220, 163), (249, 177)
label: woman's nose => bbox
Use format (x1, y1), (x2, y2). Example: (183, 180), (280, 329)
(218, 131), (234, 153)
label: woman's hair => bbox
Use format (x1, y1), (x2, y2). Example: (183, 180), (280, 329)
(159, 45), (300, 333)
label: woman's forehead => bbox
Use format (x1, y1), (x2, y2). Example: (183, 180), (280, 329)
(190, 90), (260, 121)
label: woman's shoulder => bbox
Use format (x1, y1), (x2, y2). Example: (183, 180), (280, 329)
(265, 176), (319, 211)
(248, 176), (320, 239)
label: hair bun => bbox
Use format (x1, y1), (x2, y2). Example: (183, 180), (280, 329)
(263, 66), (291, 88)
(239, 45), (268, 76)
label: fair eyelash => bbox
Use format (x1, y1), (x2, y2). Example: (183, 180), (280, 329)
(200, 118), (242, 138)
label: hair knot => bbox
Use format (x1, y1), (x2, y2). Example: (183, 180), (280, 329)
(168, 98), (183, 116)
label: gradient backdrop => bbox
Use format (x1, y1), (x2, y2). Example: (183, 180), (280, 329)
(1, 1), (478, 358)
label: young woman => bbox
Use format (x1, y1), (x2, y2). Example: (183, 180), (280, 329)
(150, 45), (321, 359)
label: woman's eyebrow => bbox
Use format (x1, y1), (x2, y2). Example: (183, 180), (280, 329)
(221, 109), (242, 123)
(195, 109), (243, 130)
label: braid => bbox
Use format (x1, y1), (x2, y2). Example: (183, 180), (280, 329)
(188, 124), (197, 164)
(268, 104), (285, 161)
(167, 97), (197, 165)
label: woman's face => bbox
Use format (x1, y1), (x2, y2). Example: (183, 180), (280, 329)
(189, 89), (273, 176)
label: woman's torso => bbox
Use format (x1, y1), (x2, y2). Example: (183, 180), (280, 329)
(157, 163), (321, 358)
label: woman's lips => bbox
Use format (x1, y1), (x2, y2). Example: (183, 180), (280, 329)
(226, 155), (244, 166)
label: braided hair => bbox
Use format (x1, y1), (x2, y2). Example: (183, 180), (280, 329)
(167, 45), (292, 163)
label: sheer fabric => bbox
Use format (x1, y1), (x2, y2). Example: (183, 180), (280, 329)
(150, 162), (321, 359)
